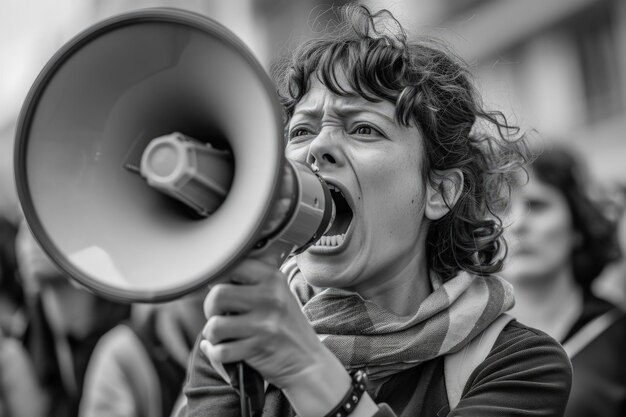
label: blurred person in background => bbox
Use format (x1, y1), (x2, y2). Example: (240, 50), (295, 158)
(0, 326), (47, 417)
(15, 221), (131, 417)
(79, 288), (208, 417)
(504, 144), (626, 417)
(1, 214), (47, 417)
(0, 214), (26, 339)
(592, 182), (626, 309)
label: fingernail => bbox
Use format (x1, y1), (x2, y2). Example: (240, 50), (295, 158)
(200, 340), (208, 356)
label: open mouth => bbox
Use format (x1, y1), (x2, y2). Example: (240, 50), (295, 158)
(314, 183), (353, 248)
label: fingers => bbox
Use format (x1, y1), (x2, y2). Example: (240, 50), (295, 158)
(228, 258), (284, 285)
(202, 314), (257, 345)
(199, 258), (298, 382)
(200, 336), (262, 366)
(203, 259), (288, 318)
(203, 283), (256, 318)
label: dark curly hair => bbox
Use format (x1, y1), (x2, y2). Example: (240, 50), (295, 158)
(531, 145), (621, 291)
(273, 5), (529, 281)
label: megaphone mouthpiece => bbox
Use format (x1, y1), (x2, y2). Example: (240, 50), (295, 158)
(135, 131), (334, 259)
(253, 159), (334, 257)
(139, 132), (234, 217)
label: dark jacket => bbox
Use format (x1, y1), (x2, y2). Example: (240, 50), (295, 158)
(180, 320), (572, 416)
(563, 293), (626, 417)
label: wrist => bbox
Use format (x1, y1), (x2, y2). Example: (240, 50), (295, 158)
(349, 392), (379, 417)
(282, 352), (351, 417)
(282, 353), (380, 417)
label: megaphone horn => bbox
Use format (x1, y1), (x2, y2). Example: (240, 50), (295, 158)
(14, 8), (335, 303)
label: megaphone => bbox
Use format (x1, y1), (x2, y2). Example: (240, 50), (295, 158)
(14, 8), (334, 415)
(14, 8), (334, 301)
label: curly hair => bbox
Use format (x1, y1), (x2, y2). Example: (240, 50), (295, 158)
(273, 5), (529, 281)
(531, 145), (621, 291)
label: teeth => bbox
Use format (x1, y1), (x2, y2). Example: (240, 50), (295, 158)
(328, 183), (341, 194)
(315, 234), (346, 247)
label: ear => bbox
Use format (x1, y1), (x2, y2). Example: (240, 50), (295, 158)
(425, 169), (464, 221)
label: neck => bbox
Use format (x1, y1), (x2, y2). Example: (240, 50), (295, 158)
(350, 250), (430, 317)
(510, 266), (583, 341)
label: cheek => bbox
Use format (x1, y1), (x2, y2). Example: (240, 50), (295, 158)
(284, 142), (309, 163)
(533, 216), (576, 264)
(362, 162), (425, 237)
(360, 144), (422, 189)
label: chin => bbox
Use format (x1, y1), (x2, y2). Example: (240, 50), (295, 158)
(504, 265), (552, 285)
(295, 252), (361, 289)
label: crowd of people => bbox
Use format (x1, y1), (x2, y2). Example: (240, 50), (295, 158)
(0, 4), (625, 417)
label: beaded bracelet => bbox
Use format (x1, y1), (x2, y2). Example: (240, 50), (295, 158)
(323, 369), (368, 417)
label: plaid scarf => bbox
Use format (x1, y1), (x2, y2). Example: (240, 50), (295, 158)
(283, 259), (514, 381)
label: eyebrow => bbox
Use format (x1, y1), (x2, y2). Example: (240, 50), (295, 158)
(293, 103), (396, 124)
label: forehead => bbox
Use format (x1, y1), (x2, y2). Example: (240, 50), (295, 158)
(524, 172), (557, 195)
(517, 173), (569, 210)
(292, 77), (396, 120)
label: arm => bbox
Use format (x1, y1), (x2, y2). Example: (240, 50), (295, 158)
(186, 258), (387, 417)
(451, 323), (572, 416)
(183, 332), (390, 417)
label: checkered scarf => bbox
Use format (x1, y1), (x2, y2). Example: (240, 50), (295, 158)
(283, 259), (514, 381)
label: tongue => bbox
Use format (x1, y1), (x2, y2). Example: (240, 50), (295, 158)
(324, 199), (337, 235)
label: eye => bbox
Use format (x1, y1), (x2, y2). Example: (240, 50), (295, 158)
(526, 199), (549, 212)
(289, 127), (313, 141)
(351, 124), (382, 136)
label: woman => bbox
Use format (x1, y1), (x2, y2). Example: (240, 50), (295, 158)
(180, 6), (572, 417)
(505, 144), (626, 417)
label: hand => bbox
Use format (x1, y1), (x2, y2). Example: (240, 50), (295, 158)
(200, 258), (332, 387)
(200, 258), (353, 416)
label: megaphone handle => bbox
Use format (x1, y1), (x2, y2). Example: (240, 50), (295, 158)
(224, 361), (264, 417)
(219, 248), (291, 417)
(220, 241), (304, 416)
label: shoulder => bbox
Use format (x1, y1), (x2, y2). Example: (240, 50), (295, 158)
(483, 320), (572, 376)
(493, 319), (566, 350)
(455, 320), (572, 416)
(85, 323), (159, 385)
(565, 293), (620, 341)
(91, 324), (145, 359)
(81, 324), (161, 417)
(565, 310), (626, 417)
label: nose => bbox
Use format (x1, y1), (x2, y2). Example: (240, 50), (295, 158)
(507, 198), (528, 236)
(306, 128), (340, 171)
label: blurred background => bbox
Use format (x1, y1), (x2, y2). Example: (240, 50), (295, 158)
(1, 0), (625, 223)
(0, 2), (625, 416)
